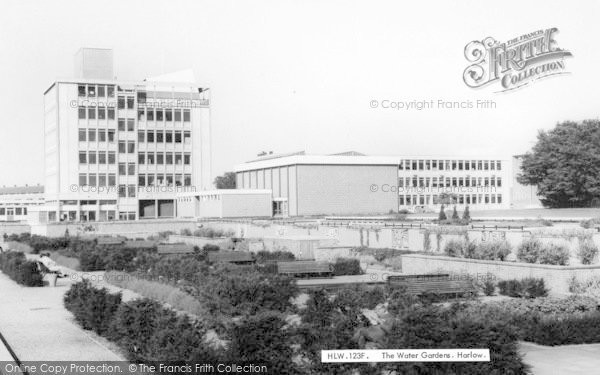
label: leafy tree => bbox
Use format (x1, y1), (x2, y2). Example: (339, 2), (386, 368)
(438, 205), (447, 221)
(518, 120), (600, 207)
(213, 172), (237, 189)
(462, 205), (471, 221)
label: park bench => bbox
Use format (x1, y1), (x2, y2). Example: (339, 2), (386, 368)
(387, 274), (477, 298)
(277, 261), (333, 278)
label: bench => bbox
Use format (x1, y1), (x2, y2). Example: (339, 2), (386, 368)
(277, 261), (333, 278)
(387, 274), (477, 298)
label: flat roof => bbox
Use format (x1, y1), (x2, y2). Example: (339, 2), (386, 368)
(44, 78), (207, 95)
(0, 185), (44, 195)
(234, 154), (510, 172)
(178, 189), (272, 197)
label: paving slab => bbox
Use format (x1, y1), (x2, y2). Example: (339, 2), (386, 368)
(520, 341), (600, 375)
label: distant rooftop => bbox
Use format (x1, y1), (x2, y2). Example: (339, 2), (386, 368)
(0, 185), (44, 195)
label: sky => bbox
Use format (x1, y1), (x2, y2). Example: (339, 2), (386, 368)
(0, 0), (599, 186)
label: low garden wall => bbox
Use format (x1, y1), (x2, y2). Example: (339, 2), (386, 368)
(30, 219), (197, 238)
(167, 235), (229, 248)
(0, 222), (30, 236)
(401, 253), (600, 294)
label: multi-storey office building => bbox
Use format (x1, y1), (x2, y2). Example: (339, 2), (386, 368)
(37, 48), (211, 223)
(234, 152), (518, 217)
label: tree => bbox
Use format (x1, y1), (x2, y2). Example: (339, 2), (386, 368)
(462, 205), (471, 221)
(213, 172), (236, 189)
(438, 205), (447, 221)
(518, 120), (600, 207)
(452, 206), (459, 220)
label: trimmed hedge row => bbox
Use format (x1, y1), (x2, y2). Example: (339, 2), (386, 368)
(0, 251), (43, 286)
(64, 280), (217, 362)
(497, 278), (548, 298)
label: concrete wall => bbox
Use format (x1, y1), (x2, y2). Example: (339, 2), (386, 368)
(0, 223), (31, 236)
(30, 219), (196, 238)
(167, 234), (230, 248)
(222, 193), (272, 218)
(401, 253), (600, 295)
(295, 165), (398, 216)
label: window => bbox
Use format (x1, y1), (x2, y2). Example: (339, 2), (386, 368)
(0, 208), (5, 215)
(128, 185), (136, 197)
(127, 142), (135, 153)
(98, 85), (105, 97)
(118, 119), (126, 131)
(87, 85), (96, 97)
(108, 152), (116, 164)
(183, 109), (190, 122)
(99, 174), (107, 186)
(98, 152), (106, 164)
(147, 153), (155, 164)
(147, 174), (155, 186)
(127, 97), (134, 109)
(78, 85), (86, 97)
(175, 174), (183, 186)
(497, 161), (502, 170)
(165, 175), (172, 186)
(98, 107), (106, 120)
(156, 109), (164, 121)
(174, 109), (182, 121)
(79, 129), (87, 142)
(78, 107), (86, 119)
(138, 131), (145, 143)
(157, 131), (164, 143)
(138, 109), (145, 121)
(497, 177), (502, 187)
(79, 152), (87, 164)
(98, 129), (106, 142)
(107, 86), (115, 97)
(147, 131), (154, 143)
(88, 107), (96, 120)
(498, 194), (502, 204)
(127, 119), (135, 131)
(484, 161), (489, 170)
(88, 152), (97, 164)
(88, 129), (96, 142)
(147, 108), (154, 121)
(166, 131), (173, 143)
(175, 154), (183, 165)
(119, 185), (126, 198)
(165, 109), (173, 121)
(175, 131), (182, 143)
(118, 97), (125, 109)
(119, 163), (126, 176)
(184, 153), (191, 165)
(128, 163), (135, 175)
(183, 131), (191, 144)
(138, 153), (145, 164)
(108, 108), (115, 120)
(119, 141), (126, 153)
(184, 174), (191, 186)
(108, 174), (116, 186)
(88, 174), (97, 186)
(107, 130), (115, 142)
(138, 174), (146, 186)
(166, 153), (173, 165)
(157, 153), (164, 165)
(79, 174), (87, 186)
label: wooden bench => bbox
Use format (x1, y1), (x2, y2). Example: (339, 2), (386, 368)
(387, 274), (477, 298)
(277, 261), (333, 278)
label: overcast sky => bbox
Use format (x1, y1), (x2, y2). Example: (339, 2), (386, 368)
(0, 0), (598, 186)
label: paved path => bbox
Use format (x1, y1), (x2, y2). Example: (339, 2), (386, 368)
(0, 270), (125, 361)
(520, 341), (600, 375)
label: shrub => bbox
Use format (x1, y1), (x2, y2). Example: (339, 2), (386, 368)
(254, 250), (295, 263)
(192, 227), (234, 238)
(438, 205), (447, 221)
(0, 251), (44, 286)
(538, 243), (570, 265)
(180, 228), (193, 236)
(498, 278), (548, 298)
(569, 275), (600, 300)
(451, 206), (459, 220)
(474, 240), (512, 261)
(522, 313), (600, 346)
(517, 238), (543, 263)
(64, 280), (122, 335)
(332, 258), (363, 276)
(578, 240), (599, 265)
(483, 279), (496, 296)
(444, 239), (466, 257)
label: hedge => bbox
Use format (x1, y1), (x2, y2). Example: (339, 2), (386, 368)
(332, 258), (363, 276)
(63, 280), (121, 334)
(0, 251), (44, 286)
(498, 278), (548, 298)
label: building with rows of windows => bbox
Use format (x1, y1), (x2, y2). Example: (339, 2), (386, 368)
(234, 151), (538, 217)
(33, 48), (212, 223)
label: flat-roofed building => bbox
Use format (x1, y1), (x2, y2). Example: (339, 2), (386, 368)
(234, 152), (516, 216)
(0, 185), (45, 221)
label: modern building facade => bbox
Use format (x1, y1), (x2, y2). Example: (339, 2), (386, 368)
(176, 190), (272, 219)
(0, 185), (45, 222)
(234, 152), (533, 217)
(36, 48), (212, 223)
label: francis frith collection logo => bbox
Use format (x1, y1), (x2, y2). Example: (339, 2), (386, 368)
(463, 28), (572, 92)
